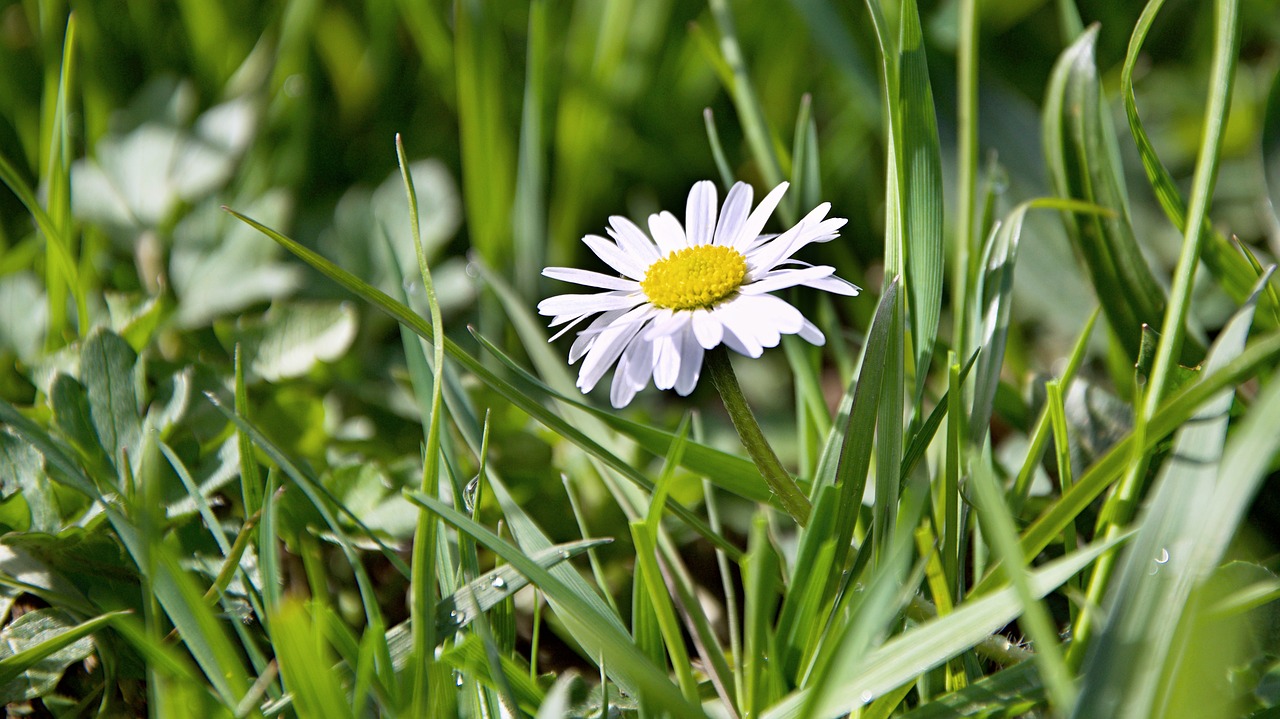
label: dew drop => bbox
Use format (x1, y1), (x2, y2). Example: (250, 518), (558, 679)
(1155, 547), (1170, 564)
(860, 691), (873, 704)
(463, 475), (481, 512)
(455, 672), (465, 687)
(491, 576), (507, 590)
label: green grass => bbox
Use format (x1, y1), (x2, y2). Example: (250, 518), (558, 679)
(2, 0), (1280, 717)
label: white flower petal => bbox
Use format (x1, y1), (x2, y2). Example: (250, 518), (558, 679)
(713, 182), (752, 246)
(685, 181), (718, 247)
(543, 266), (640, 291)
(720, 326), (761, 358)
(691, 309), (723, 349)
(732, 181), (789, 250)
(644, 310), (690, 341)
(648, 211), (686, 255)
(741, 266), (839, 295)
(607, 216), (662, 263)
(583, 234), (649, 280)
(538, 291), (641, 317)
(542, 180), (858, 404)
(715, 295), (799, 350)
(568, 309), (626, 361)
(798, 319), (825, 345)
(653, 335), (680, 390)
(549, 312), (592, 343)
(801, 274), (861, 296)
(577, 306), (653, 392)
(624, 335), (656, 388)
(746, 217), (847, 274)
(675, 331), (703, 395)
(611, 355), (642, 408)
(740, 294), (806, 334)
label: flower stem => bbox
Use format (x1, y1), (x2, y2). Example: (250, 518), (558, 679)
(705, 346), (812, 526)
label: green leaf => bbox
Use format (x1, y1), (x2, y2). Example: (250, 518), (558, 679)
(0, 608), (120, 703)
(80, 328), (141, 473)
(49, 373), (115, 482)
(0, 429), (59, 532)
(232, 301), (359, 382)
(170, 192), (301, 328)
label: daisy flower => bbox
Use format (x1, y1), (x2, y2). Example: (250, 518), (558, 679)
(539, 180), (860, 408)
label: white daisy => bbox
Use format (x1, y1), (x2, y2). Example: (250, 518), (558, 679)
(539, 180), (860, 408)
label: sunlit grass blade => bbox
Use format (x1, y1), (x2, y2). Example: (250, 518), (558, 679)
(396, 133), (447, 718)
(439, 635), (545, 714)
(454, 0), (514, 268)
(898, 0), (945, 408)
(1072, 0), (1241, 665)
(1121, 0), (1274, 323)
(1043, 27), (1198, 365)
(1072, 268), (1270, 717)
(826, 277), (898, 581)
(970, 446), (1075, 714)
(971, 326), (1280, 593)
(707, 0), (786, 198)
(43, 14), (87, 344)
(631, 523), (699, 702)
(703, 108), (736, 189)
(897, 660), (1045, 718)
(270, 600), (352, 719)
(512, 0), (548, 298)
(0, 610), (127, 686)
(226, 207), (741, 558)
(406, 491), (706, 718)
(742, 513), (781, 716)
(969, 198), (1109, 442)
(763, 531), (1131, 719)
(436, 538), (610, 635)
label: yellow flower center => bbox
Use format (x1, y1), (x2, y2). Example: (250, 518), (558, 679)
(641, 245), (748, 311)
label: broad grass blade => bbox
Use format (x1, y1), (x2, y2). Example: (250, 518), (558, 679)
(1073, 269), (1272, 718)
(1043, 27), (1198, 364)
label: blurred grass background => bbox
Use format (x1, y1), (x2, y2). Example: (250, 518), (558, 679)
(2, 0), (1280, 715)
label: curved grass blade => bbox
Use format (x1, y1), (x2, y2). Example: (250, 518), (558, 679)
(224, 207), (740, 559)
(1122, 0), (1273, 323)
(435, 539), (611, 636)
(968, 198), (1110, 442)
(406, 491), (706, 718)
(1043, 27), (1199, 364)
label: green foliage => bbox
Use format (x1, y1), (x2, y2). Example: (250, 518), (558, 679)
(1, 0), (1279, 716)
